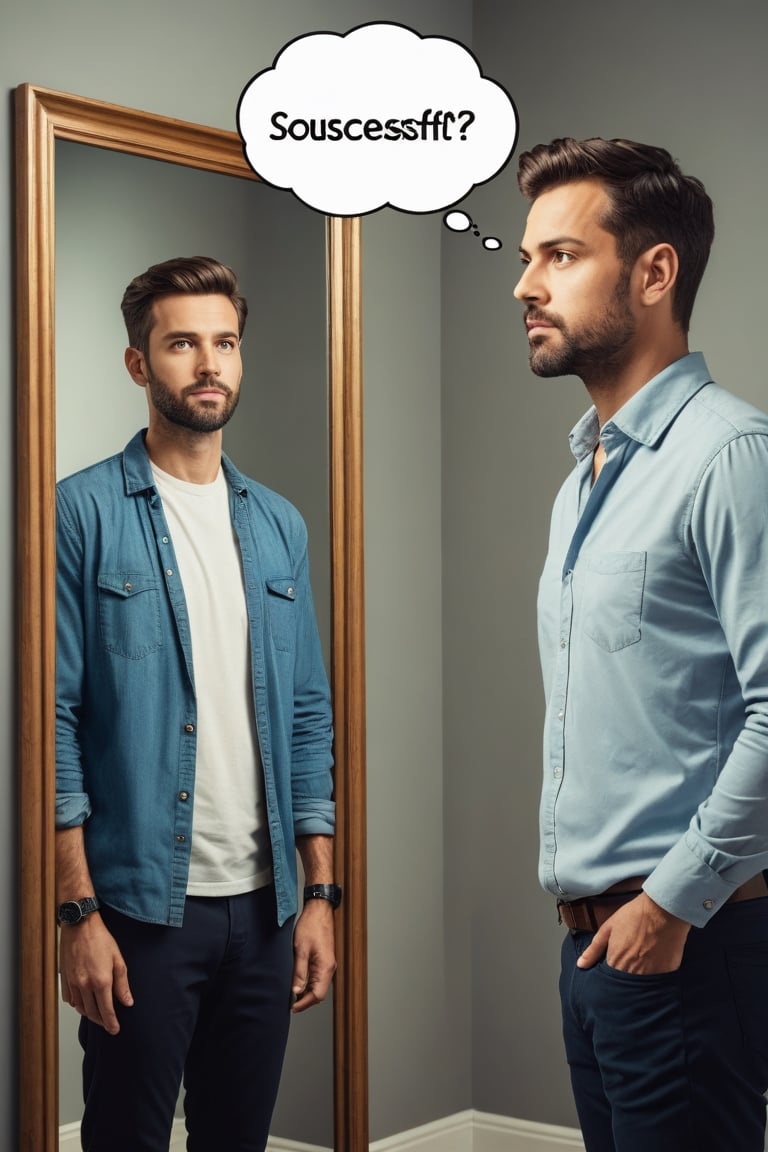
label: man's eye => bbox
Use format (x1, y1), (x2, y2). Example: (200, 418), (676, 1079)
(218, 340), (236, 351)
(553, 251), (575, 265)
(172, 339), (191, 349)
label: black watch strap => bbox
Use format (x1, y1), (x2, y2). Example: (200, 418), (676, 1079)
(57, 896), (100, 925)
(303, 883), (342, 908)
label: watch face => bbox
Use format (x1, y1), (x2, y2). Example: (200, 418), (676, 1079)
(58, 900), (83, 924)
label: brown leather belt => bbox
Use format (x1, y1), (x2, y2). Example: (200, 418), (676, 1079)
(557, 872), (768, 933)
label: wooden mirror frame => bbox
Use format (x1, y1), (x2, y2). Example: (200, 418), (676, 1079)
(15, 83), (368, 1152)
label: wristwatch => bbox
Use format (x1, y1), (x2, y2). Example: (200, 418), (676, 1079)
(303, 884), (342, 908)
(57, 896), (100, 925)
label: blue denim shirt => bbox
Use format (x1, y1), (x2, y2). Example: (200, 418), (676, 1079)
(538, 353), (768, 927)
(56, 431), (334, 927)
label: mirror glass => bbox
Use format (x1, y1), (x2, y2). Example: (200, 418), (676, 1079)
(54, 139), (333, 1145)
(16, 84), (366, 1152)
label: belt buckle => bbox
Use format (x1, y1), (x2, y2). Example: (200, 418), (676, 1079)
(556, 898), (578, 932)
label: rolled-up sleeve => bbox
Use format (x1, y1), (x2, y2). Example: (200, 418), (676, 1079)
(289, 517), (335, 837)
(55, 489), (91, 829)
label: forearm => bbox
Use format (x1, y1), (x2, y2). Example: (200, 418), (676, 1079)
(56, 824), (97, 905)
(296, 834), (335, 884)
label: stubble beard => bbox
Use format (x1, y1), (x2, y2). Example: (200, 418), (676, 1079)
(146, 372), (240, 433)
(526, 269), (636, 385)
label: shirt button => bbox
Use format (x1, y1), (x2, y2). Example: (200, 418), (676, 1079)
(184, 724), (195, 733)
(166, 569), (174, 576)
(703, 898), (715, 910)
(179, 791), (189, 801)
(175, 834), (186, 843)
(560, 640), (567, 649)
(124, 582), (132, 591)
(162, 536), (169, 544)
(553, 766), (562, 778)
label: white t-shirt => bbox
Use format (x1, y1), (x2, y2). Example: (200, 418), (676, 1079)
(151, 463), (272, 896)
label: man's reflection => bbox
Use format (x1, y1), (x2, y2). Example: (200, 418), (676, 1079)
(55, 256), (341, 1151)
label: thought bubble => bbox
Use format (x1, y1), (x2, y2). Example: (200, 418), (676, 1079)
(237, 22), (518, 217)
(443, 209), (502, 251)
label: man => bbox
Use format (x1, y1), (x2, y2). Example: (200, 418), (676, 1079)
(56, 256), (339, 1152)
(514, 139), (768, 1151)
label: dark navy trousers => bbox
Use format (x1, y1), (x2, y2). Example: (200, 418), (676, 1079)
(79, 886), (294, 1152)
(560, 897), (768, 1151)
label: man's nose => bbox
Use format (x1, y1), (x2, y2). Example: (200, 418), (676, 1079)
(513, 262), (544, 303)
(196, 345), (220, 375)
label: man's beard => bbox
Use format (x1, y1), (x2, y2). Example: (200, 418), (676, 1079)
(147, 371), (240, 433)
(525, 270), (636, 383)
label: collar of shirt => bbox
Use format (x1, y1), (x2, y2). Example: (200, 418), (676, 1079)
(568, 351), (713, 463)
(120, 428), (249, 498)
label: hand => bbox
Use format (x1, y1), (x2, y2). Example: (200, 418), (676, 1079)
(291, 898), (337, 1013)
(59, 914), (133, 1034)
(576, 891), (691, 975)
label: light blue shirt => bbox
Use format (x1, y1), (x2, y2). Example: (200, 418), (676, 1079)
(56, 431), (334, 927)
(538, 353), (768, 927)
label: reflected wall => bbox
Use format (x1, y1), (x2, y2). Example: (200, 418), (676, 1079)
(54, 139), (332, 1145)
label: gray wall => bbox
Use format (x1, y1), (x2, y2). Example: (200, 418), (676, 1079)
(443, 0), (768, 1128)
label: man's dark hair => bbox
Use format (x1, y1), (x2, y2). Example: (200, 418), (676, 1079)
(517, 138), (714, 332)
(121, 256), (248, 354)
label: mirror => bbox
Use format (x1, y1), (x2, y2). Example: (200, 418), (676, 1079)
(15, 83), (367, 1152)
(54, 140), (334, 1145)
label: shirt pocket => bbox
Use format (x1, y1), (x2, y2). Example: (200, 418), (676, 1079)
(581, 551), (646, 653)
(265, 576), (297, 653)
(97, 572), (163, 659)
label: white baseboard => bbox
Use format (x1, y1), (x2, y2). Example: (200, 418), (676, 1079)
(369, 1111), (584, 1152)
(58, 1122), (81, 1149)
(370, 1110), (474, 1151)
(59, 1118), (333, 1150)
(474, 1111), (585, 1152)
(59, 1119), (336, 1150)
(60, 1109), (585, 1151)
(264, 1136), (332, 1152)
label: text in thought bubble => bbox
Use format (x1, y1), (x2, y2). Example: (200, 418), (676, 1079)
(237, 22), (518, 217)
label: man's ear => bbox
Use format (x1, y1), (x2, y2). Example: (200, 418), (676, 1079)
(124, 346), (148, 387)
(635, 243), (678, 310)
